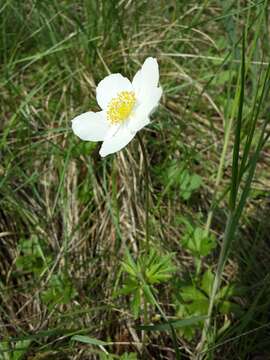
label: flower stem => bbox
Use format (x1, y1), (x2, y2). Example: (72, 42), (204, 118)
(137, 133), (150, 253)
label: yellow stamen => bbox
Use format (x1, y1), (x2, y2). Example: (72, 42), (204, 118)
(107, 91), (136, 124)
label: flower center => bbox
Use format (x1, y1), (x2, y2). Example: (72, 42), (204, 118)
(107, 91), (136, 124)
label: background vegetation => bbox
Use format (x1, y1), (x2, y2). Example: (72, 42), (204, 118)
(1, 0), (270, 359)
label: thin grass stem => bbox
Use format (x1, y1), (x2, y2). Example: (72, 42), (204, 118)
(137, 133), (150, 253)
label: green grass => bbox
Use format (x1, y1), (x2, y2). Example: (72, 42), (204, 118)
(1, 1), (270, 359)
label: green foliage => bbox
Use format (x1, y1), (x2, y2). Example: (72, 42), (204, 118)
(119, 354), (137, 360)
(100, 352), (137, 360)
(0, 340), (31, 360)
(41, 273), (77, 308)
(181, 221), (217, 258)
(179, 170), (202, 201)
(175, 269), (242, 340)
(118, 250), (176, 318)
(161, 161), (203, 201)
(71, 335), (107, 346)
(16, 235), (51, 275)
(15, 237), (77, 312)
(71, 142), (97, 158)
(137, 315), (207, 332)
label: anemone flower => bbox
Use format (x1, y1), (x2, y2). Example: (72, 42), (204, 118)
(71, 57), (162, 157)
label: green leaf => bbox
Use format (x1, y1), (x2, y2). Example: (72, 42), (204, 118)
(0, 341), (9, 360)
(142, 283), (156, 306)
(182, 226), (216, 257)
(177, 286), (209, 318)
(71, 335), (107, 346)
(179, 171), (202, 200)
(13, 340), (31, 360)
(137, 315), (207, 332)
(116, 281), (138, 296)
(121, 262), (137, 278)
(219, 299), (243, 315)
(185, 299), (209, 316)
(120, 353), (137, 360)
(145, 252), (176, 284)
(131, 289), (141, 319)
(189, 174), (202, 191)
(180, 286), (207, 302)
(41, 274), (77, 307)
(159, 162), (202, 202)
(216, 284), (238, 300)
(201, 269), (215, 296)
(121, 251), (138, 277)
(16, 236), (50, 275)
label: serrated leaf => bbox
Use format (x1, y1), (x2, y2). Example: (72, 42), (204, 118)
(180, 286), (207, 302)
(182, 227), (216, 257)
(185, 299), (209, 316)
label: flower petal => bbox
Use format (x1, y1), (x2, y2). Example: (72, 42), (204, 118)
(127, 115), (150, 135)
(128, 87), (162, 133)
(132, 57), (159, 101)
(104, 123), (121, 140)
(71, 111), (108, 141)
(99, 125), (135, 157)
(96, 73), (133, 110)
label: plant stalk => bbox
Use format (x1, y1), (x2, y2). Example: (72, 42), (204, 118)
(137, 133), (150, 253)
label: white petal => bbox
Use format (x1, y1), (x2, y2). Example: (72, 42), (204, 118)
(96, 73), (133, 110)
(104, 123), (121, 140)
(128, 115), (150, 135)
(132, 57), (159, 101)
(71, 111), (109, 141)
(128, 87), (162, 133)
(99, 125), (135, 157)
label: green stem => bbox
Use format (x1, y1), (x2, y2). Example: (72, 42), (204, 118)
(205, 116), (234, 236)
(137, 133), (150, 253)
(197, 213), (234, 359)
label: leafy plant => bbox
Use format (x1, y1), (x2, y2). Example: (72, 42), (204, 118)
(41, 273), (77, 308)
(0, 340), (31, 360)
(175, 269), (242, 340)
(181, 221), (216, 258)
(178, 170), (202, 201)
(118, 249), (176, 318)
(159, 161), (203, 204)
(15, 235), (51, 275)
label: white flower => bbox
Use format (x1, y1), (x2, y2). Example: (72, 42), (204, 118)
(71, 57), (162, 157)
